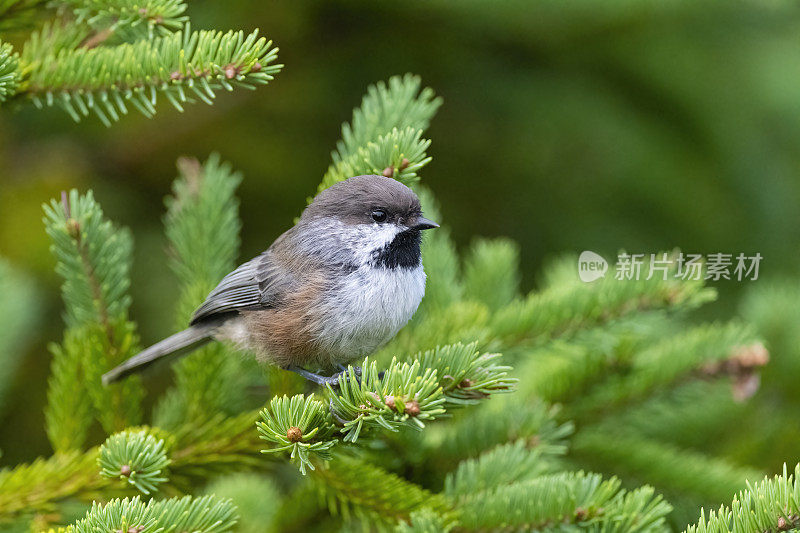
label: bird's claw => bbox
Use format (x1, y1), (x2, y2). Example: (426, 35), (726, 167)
(286, 365), (362, 388)
(328, 365), (363, 387)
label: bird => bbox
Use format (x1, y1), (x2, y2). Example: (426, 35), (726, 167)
(102, 174), (438, 386)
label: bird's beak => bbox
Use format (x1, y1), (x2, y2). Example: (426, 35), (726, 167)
(411, 216), (439, 231)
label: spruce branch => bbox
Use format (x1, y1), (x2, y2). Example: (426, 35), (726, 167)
(44, 337), (89, 446)
(167, 409), (264, 490)
(0, 42), (19, 104)
(257, 395), (336, 475)
(322, 126), (433, 192)
(513, 332), (622, 405)
(602, 380), (750, 451)
(67, 494), (237, 533)
(61, 0), (189, 41)
(17, 24), (281, 125)
(20, 21), (90, 71)
(412, 342), (515, 405)
(571, 429), (762, 511)
(395, 508), (453, 533)
(98, 430), (171, 495)
(0, 412), (263, 522)
(455, 470), (671, 532)
(165, 154), (242, 296)
(81, 320), (143, 434)
(317, 74), (441, 194)
(423, 396), (573, 474)
(43, 189), (142, 440)
(444, 440), (554, 500)
(491, 255), (716, 346)
(309, 454), (454, 529)
(0, 450), (112, 521)
(337, 73), (441, 159)
(258, 345), (512, 473)
(569, 322), (761, 420)
(462, 237), (520, 312)
(684, 464), (800, 533)
(43, 189), (132, 329)
(155, 154), (248, 427)
(44, 327), (101, 452)
(328, 357), (446, 443)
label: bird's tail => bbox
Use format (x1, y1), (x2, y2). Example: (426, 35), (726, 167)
(102, 322), (218, 385)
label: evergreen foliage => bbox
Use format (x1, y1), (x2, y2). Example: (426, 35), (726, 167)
(685, 464), (800, 533)
(64, 0), (189, 40)
(0, 2), (281, 124)
(98, 430), (170, 494)
(257, 394), (336, 474)
(0, 43), (19, 104)
(0, 72), (785, 533)
(43, 190), (143, 449)
(204, 473), (281, 533)
(153, 154), (251, 429)
(0, 259), (38, 411)
(455, 471), (671, 532)
(68, 494), (237, 533)
(317, 74), (441, 194)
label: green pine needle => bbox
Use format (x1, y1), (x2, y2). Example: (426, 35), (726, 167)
(155, 154), (248, 428)
(164, 154), (242, 296)
(310, 454), (454, 529)
(490, 252), (717, 346)
(44, 331), (94, 452)
(257, 394), (337, 475)
(0, 42), (19, 104)
(327, 357), (446, 443)
(20, 23), (282, 125)
(444, 440), (554, 500)
(68, 494), (237, 533)
(412, 342), (516, 405)
(456, 470), (671, 532)
(65, 0), (189, 40)
(98, 430), (171, 494)
(426, 395), (573, 469)
(685, 464), (800, 533)
(394, 508), (454, 533)
(317, 73), (442, 194)
(43, 189), (133, 329)
(43, 189), (143, 440)
(323, 126), (433, 191)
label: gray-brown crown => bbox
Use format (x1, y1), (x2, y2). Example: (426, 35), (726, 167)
(302, 175), (421, 225)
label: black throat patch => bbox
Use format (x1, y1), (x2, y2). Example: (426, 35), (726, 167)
(373, 229), (422, 269)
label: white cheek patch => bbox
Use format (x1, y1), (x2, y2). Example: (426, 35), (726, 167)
(348, 223), (404, 266)
(305, 218), (404, 267)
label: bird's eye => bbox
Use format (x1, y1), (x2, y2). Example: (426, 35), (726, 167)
(371, 209), (388, 223)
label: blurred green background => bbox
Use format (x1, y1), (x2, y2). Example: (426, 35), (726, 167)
(2, 0), (800, 466)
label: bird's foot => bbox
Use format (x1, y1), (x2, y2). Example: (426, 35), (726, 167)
(286, 365), (362, 388)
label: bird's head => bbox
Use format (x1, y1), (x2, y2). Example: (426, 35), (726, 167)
(299, 175), (438, 268)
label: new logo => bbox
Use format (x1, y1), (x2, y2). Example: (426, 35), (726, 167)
(578, 251), (608, 282)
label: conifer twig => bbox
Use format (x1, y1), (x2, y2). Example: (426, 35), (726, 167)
(16, 24), (282, 125)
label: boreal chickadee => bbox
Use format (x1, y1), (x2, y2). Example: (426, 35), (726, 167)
(102, 174), (438, 386)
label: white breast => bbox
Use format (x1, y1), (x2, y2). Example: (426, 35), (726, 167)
(313, 264), (426, 365)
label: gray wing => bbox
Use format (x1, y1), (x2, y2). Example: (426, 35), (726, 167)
(189, 251), (291, 324)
